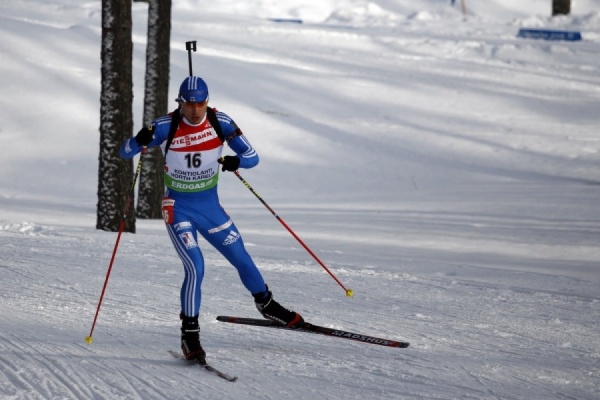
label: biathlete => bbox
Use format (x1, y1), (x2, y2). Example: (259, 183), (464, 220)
(120, 76), (303, 362)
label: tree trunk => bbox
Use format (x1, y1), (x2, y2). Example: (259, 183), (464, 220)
(136, 0), (172, 219)
(97, 0), (135, 232)
(552, 0), (571, 15)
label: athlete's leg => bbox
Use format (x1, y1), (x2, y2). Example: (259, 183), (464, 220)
(197, 209), (266, 295)
(197, 202), (303, 327)
(166, 219), (205, 317)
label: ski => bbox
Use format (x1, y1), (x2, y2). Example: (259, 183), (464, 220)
(168, 350), (238, 382)
(216, 316), (410, 348)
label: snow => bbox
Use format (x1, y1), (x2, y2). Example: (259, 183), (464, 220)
(1, 0), (600, 398)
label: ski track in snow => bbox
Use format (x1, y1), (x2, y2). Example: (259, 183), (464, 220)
(1, 218), (599, 399)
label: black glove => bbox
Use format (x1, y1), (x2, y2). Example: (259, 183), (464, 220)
(219, 155), (240, 172)
(134, 126), (154, 146)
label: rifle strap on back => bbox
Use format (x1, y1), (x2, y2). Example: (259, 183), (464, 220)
(164, 107), (225, 157)
(164, 107), (181, 157)
(206, 107), (225, 143)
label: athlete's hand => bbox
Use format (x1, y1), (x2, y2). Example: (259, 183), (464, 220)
(134, 126), (154, 146)
(219, 155), (241, 172)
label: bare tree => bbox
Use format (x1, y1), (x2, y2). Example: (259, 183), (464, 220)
(136, 0), (172, 219)
(97, 0), (135, 232)
(552, 0), (571, 15)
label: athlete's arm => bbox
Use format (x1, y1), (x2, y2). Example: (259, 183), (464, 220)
(119, 116), (171, 159)
(217, 111), (259, 169)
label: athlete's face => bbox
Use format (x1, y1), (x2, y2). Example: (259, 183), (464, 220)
(181, 100), (208, 124)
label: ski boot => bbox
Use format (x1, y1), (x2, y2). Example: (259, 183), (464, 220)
(253, 287), (304, 328)
(180, 314), (206, 363)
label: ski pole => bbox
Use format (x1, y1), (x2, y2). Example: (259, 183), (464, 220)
(224, 163), (353, 297)
(86, 147), (147, 344)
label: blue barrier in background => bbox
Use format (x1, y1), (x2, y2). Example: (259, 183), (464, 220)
(517, 28), (582, 41)
(269, 18), (303, 24)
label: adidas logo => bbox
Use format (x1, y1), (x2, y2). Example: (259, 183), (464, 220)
(223, 230), (240, 246)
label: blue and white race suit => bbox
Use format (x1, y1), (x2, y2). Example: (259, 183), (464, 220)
(120, 109), (266, 318)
